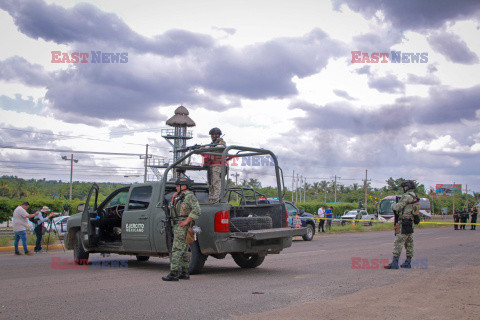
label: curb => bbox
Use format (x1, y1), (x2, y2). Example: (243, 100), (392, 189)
(0, 244), (66, 252)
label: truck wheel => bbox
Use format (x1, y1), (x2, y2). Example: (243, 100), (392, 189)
(230, 217), (273, 232)
(231, 253), (265, 268)
(73, 231), (89, 265)
(136, 256), (150, 262)
(302, 224), (315, 241)
(189, 241), (207, 274)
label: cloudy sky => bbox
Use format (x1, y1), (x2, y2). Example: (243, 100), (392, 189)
(0, 0), (479, 193)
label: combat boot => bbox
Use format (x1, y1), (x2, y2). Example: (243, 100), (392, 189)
(384, 257), (399, 269)
(178, 270), (190, 280)
(400, 258), (412, 269)
(162, 272), (179, 281)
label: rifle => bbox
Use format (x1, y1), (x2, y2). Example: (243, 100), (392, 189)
(394, 196), (401, 235)
(162, 200), (174, 253)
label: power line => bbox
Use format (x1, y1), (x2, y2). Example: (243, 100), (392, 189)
(0, 145), (154, 157)
(0, 127), (171, 151)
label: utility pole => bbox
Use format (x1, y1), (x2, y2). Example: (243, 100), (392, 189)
(363, 169), (371, 209)
(139, 144), (151, 183)
(61, 154), (78, 200)
(231, 172), (240, 202)
(295, 173), (298, 203)
(452, 181), (455, 214)
(304, 178), (306, 203)
(332, 175), (340, 204)
(292, 170), (294, 202)
(465, 184), (468, 211)
(300, 175), (303, 203)
(144, 144), (148, 182)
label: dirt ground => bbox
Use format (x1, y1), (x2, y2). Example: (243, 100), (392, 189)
(231, 265), (480, 320)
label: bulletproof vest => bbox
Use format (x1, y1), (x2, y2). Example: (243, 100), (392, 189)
(400, 192), (420, 220)
(170, 191), (192, 220)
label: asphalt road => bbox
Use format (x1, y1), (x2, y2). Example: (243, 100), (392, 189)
(1, 227), (479, 320)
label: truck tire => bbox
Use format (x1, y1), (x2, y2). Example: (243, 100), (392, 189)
(73, 231), (89, 265)
(231, 253), (265, 268)
(302, 224), (315, 241)
(230, 216), (273, 232)
(189, 240), (207, 274)
(136, 255), (150, 262)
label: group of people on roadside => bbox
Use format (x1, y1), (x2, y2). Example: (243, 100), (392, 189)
(453, 206), (478, 230)
(12, 202), (55, 255)
(317, 206), (333, 232)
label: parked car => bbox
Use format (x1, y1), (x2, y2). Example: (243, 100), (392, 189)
(267, 199), (316, 241)
(340, 209), (376, 226)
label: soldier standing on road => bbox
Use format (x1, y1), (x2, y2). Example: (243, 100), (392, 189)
(206, 127), (226, 204)
(453, 210), (459, 230)
(460, 210), (468, 230)
(384, 180), (420, 269)
(471, 207), (478, 230)
(162, 177), (201, 282)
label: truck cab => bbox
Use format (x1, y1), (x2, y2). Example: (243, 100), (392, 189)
(66, 145), (306, 273)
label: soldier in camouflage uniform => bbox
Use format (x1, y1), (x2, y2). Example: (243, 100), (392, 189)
(207, 127), (226, 204)
(384, 180), (420, 269)
(162, 177), (201, 281)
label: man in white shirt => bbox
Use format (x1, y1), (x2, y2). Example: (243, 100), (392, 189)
(12, 202), (39, 255)
(317, 206), (325, 233)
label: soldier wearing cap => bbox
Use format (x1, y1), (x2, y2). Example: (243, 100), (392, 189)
(33, 206), (55, 253)
(162, 177), (201, 281)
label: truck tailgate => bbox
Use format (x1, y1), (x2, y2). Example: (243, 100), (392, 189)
(229, 227), (307, 240)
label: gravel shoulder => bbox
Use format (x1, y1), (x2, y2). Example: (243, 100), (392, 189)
(231, 264), (480, 320)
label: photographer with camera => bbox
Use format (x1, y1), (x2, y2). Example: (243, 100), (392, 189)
(31, 206), (55, 253)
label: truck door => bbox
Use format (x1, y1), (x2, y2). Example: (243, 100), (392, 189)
(81, 183), (99, 248)
(122, 185), (153, 252)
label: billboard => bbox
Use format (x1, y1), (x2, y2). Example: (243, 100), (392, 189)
(436, 184), (462, 195)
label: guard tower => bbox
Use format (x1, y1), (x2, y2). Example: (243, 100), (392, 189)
(161, 106), (195, 179)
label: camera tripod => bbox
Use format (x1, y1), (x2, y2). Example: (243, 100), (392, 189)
(45, 217), (66, 252)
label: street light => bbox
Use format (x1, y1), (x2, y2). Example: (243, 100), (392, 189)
(62, 154), (78, 200)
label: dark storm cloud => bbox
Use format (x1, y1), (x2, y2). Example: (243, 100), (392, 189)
(333, 89), (356, 100)
(290, 84), (480, 135)
(368, 74), (405, 93)
(0, 23), (347, 125)
(0, 56), (51, 87)
(0, 0), (214, 56)
(428, 31), (479, 64)
(332, 0), (480, 31)
(203, 29), (347, 98)
(415, 85), (480, 124)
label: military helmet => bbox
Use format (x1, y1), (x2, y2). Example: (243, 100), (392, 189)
(209, 127), (222, 135)
(175, 176), (192, 189)
(400, 180), (415, 192)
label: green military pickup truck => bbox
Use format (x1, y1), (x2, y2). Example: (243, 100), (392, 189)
(66, 145), (306, 274)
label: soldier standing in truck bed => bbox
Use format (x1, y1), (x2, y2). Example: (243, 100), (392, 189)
(206, 127), (226, 204)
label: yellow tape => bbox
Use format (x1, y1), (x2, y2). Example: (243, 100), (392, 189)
(308, 216), (480, 225)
